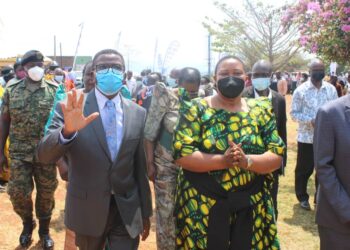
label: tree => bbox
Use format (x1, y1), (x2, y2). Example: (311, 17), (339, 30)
(203, 0), (300, 71)
(283, 0), (350, 65)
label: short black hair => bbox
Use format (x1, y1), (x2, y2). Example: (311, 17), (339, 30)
(178, 67), (201, 86)
(214, 55), (245, 75)
(92, 49), (125, 71)
(201, 75), (211, 83)
(82, 61), (93, 75)
(150, 72), (162, 82)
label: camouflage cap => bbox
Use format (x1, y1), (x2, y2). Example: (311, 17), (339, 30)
(21, 50), (44, 66)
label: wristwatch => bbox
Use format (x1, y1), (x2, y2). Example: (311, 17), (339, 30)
(246, 156), (253, 169)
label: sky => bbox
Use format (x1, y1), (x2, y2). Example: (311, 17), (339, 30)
(0, 0), (291, 74)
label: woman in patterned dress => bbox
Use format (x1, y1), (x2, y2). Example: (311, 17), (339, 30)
(172, 56), (285, 250)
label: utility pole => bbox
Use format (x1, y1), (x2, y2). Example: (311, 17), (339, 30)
(116, 31), (122, 50)
(152, 38), (158, 72)
(208, 34), (211, 76)
(60, 43), (63, 68)
(73, 22), (84, 70)
(54, 35), (57, 61)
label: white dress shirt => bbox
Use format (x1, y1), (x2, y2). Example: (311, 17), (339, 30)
(60, 90), (124, 157)
(290, 80), (338, 144)
(254, 88), (273, 100)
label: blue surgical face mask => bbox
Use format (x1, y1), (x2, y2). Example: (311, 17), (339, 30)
(96, 69), (123, 96)
(54, 75), (64, 83)
(252, 77), (271, 91)
(167, 78), (177, 87)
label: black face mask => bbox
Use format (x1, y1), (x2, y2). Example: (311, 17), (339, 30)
(217, 76), (245, 99)
(311, 71), (325, 82)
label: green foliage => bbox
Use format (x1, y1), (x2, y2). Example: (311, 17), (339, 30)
(203, 0), (302, 71)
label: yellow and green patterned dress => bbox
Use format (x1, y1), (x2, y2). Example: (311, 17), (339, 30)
(172, 92), (285, 250)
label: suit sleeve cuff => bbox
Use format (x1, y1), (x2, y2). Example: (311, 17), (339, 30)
(59, 131), (77, 145)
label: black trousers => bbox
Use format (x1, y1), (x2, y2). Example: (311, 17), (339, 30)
(271, 171), (279, 219)
(75, 196), (139, 250)
(295, 142), (318, 202)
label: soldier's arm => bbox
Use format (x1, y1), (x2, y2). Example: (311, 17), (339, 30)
(0, 89), (10, 155)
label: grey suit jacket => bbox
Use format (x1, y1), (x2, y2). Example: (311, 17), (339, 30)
(314, 94), (350, 233)
(37, 89), (152, 238)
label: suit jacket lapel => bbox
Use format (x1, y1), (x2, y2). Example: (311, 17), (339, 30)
(84, 89), (112, 163)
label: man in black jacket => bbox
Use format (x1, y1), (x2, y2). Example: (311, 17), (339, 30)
(243, 60), (287, 219)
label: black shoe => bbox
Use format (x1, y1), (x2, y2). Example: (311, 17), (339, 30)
(300, 200), (311, 211)
(40, 234), (54, 250)
(19, 220), (36, 248)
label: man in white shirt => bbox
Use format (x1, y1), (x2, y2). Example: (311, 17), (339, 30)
(126, 71), (137, 95)
(291, 59), (338, 211)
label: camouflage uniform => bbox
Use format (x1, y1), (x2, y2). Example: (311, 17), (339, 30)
(144, 82), (179, 250)
(1, 78), (58, 221)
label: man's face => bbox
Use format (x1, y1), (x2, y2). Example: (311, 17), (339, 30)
(94, 53), (124, 77)
(83, 64), (95, 92)
(330, 75), (337, 85)
(200, 78), (209, 85)
(310, 65), (325, 76)
(15, 66), (26, 79)
(252, 69), (270, 80)
(180, 81), (199, 99)
(23, 61), (44, 72)
(127, 72), (132, 80)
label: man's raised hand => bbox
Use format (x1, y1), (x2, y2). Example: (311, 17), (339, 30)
(61, 89), (99, 138)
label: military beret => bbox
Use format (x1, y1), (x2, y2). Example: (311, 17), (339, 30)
(21, 50), (44, 66)
(1, 66), (13, 75)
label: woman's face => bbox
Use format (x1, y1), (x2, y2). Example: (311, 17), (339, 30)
(215, 58), (245, 83)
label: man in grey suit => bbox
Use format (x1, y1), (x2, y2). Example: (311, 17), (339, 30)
(314, 95), (350, 249)
(38, 49), (152, 250)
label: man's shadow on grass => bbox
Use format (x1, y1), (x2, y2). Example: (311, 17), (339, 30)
(283, 203), (319, 236)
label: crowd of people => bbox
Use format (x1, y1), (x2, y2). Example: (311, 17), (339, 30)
(0, 48), (349, 250)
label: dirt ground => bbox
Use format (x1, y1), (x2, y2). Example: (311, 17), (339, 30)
(0, 95), (320, 250)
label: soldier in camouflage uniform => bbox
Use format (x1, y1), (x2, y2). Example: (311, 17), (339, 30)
(0, 50), (58, 249)
(144, 67), (201, 250)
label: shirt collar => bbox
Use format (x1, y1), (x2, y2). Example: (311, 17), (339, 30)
(24, 78), (47, 89)
(305, 80), (327, 90)
(95, 88), (122, 110)
(254, 88), (272, 100)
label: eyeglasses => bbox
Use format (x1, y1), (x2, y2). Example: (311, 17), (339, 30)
(95, 64), (123, 74)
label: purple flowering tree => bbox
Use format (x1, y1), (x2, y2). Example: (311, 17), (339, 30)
(283, 0), (350, 64)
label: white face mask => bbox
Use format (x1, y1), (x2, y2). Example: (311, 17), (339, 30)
(27, 66), (44, 82)
(54, 75), (64, 83)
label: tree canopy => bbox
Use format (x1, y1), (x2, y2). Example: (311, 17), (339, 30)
(203, 0), (301, 71)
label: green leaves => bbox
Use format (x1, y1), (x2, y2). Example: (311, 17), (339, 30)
(203, 0), (301, 71)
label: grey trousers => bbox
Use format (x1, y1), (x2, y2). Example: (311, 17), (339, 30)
(318, 225), (350, 250)
(75, 196), (139, 250)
